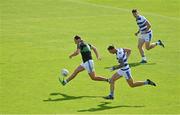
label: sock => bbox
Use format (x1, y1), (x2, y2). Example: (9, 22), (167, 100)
(142, 56), (147, 61)
(64, 80), (68, 84)
(110, 91), (114, 96)
(156, 41), (160, 45)
(144, 81), (148, 85)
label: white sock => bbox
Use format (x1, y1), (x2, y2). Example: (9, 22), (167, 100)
(144, 81), (148, 85)
(156, 41), (160, 45)
(64, 80), (68, 84)
(110, 91), (114, 96)
(142, 56), (147, 61)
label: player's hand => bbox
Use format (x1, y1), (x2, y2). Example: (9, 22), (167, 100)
(104, 67), (114, 71)
(135, 32), (138, 36)
(109, 67), (114, 71)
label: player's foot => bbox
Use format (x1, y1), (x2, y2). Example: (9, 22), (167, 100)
(104, 95), (114, 100)
(158, 40), (165, 48)
(147, 79), (156, 86)
(58, 77), (66, 86)
(140, 60), (147, 64)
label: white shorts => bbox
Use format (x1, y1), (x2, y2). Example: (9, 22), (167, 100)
(117, 68), (132, 80)
(139, 31), (153, 42)
(81, 60), (95, 73)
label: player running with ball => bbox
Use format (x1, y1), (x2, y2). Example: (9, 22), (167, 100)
(59, 35), (109, 86)
(104, 45), (156, 100)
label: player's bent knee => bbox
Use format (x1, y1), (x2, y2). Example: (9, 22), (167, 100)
(111, 78), (116, 82)
(127, 82), (135, 88)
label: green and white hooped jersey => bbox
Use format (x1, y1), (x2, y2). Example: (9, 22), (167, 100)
(77, 41), (92, 63)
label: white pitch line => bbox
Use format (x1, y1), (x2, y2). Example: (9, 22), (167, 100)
(66, 0), (180, 21)
(56, 14), (120, 19)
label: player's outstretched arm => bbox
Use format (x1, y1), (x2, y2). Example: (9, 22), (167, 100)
(123, 48), (131, 59)
(69, 49), (80, 59)
(105, 59), (125, 71)
(91, 45), (101, 60)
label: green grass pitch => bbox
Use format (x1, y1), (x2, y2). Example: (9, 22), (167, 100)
(0, 0), (180, 114)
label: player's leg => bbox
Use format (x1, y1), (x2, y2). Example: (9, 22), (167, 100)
(145, 32), (165, 50)
(60, 65), (85, 85)
(145, 41), (165, 49)
(126, 78), (145, 88)
(144, 32), (157, 50)
(88, 72), (108, 82)
(145, 41), (157, 50)
(127, 78), (156, 87)
(138, 38), (147, 63)
(86, 60), (108, 82)
(124, 69), (156, 87)
(104, 72), (122, 100)
(66, 65), (85, 82)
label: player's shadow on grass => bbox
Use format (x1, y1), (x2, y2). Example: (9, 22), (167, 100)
(77, 102), (145, 112)
(43, 93), (102, 102)
(129, 62), (156, 68)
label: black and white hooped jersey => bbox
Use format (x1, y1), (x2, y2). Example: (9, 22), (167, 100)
(136, 15), (151, 34)
(116, 48), (129, 70)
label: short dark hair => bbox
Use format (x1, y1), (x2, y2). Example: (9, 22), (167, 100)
(107, 45), (115, 50)
(74, 35), (81, 40)
(132, 9), (137, 13)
